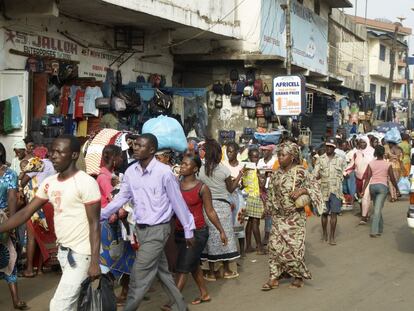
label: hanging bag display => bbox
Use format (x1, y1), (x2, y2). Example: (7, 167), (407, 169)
(223, 82), (232, 96)
(230, 69), (239, 82)
(246, 69), (256, 85)
(215, 96), (223, 109)
(243, 85), (253, 97)
(241, 96), (256, 108)
(236, 80), (246, 95)
(95, 98), (111, 109)
(230, 94), (242, 106)
(253, 79), (263, 99)
(256, 104), (264, 117)
(212, 82), (224, 95)
(247, 108), (256, 119)
(111, 97), (126, 112)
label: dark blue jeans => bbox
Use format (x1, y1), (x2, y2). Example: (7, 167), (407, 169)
(369, 184), (388, 235)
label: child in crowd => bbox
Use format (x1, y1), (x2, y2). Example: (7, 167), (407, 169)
(243, 148), (265, 254)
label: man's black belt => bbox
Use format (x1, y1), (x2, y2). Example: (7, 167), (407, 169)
(136, 221), (170, 229)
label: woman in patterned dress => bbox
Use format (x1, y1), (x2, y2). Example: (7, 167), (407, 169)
(0, 143), (28, 309)
(262, 142), (322, 290)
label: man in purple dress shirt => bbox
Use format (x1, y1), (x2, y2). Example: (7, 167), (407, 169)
(101, 133), (195, 311)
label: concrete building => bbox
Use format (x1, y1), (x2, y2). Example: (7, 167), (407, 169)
(0, 0), (361, 155)
(350, 16), (412, 108)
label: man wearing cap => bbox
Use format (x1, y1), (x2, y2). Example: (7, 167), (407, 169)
(313, 137), (346, 245)
(11, 140), (27, 175)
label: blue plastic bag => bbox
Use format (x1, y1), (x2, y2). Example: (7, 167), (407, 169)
(142, 115), (187, 152)
(397, 177), (410, 195)
(384, 127), (402, 144)
(253, 131), (281, 145)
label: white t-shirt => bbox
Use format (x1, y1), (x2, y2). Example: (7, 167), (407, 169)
(257, 156), (277, 170)
(36, 171), (101, 255)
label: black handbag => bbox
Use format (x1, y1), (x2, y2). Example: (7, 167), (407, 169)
(223, 82), (232, 96)
(241, 96), (256, 108)
(212, 82), (224, 95)
(230, 94), (242, 106)
(95, 98), (111, 109)
(153, 89), (172, 110)
(246, 69), (255, 85)
(215, 97), (223, 109)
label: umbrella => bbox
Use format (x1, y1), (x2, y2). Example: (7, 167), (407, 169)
(375, 122), (405, 133)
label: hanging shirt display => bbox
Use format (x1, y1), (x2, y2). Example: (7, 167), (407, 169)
(74, 89), (85, 119)
(84, 86), (103, 117)
(60, 86), (71, 116)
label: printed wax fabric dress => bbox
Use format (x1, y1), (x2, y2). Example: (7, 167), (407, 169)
(267, 166), (322, 280)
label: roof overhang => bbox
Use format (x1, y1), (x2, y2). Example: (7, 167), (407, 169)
(57, 0), (238, 42)
(325, 0), (353, 8)
(367, 30), (408, 49)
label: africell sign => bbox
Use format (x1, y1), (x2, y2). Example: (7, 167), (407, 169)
(273, 75), (306, 116)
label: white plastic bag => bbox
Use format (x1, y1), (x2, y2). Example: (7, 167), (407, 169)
(397, 177), (410, 195)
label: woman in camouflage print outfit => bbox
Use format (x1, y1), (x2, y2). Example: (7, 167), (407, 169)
(262, 142), (323, 290)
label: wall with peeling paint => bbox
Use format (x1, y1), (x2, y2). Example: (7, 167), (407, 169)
(102, 0), (241, 39)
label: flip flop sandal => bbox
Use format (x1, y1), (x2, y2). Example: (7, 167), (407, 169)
(160, 305), (172, 311)
(191, 297), (212, 305)
(14, 301), (29, 310)
(261, 282), (279, 291)
(223, 272), (239, 279)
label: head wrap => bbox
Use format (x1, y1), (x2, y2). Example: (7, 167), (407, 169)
(13, 140), (26, 150)
(278, 141), (301, 164)
(22, 157), (44, 173)
(33, 146), (48, 159)
(259, 144), (276, 151)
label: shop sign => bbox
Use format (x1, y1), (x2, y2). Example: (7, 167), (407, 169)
(273, 75), (305, 116)
(2, 29), (122, 80)
(260, 0), (328, 75)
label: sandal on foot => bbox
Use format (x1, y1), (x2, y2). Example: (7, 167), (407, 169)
(191, 296), (211, 305)
(22, 272), (36, 278)
(289, 279), (304, 289)
(223, 271), (239, 279)
(261, 281), (279, 291)
(203, 274), (217, 282)
(14, 301), (29, 310)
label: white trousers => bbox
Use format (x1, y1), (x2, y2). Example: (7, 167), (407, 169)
(50, 248), (90, 311)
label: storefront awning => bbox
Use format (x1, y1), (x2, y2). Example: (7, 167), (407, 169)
(306, 83), (335, 96)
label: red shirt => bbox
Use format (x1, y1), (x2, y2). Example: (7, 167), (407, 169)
(74, 89), (85, 119)
(97, 167), (113, 208)
(176, 182), (206, 231)
(60, 86), (70, 116)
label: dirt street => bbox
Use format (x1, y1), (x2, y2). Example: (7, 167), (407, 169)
(1, 199), (413, 311)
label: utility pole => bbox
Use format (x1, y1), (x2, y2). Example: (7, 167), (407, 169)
(281, 0), (292, 75)
(406, 46), (412, 129)
(385, 23), (399, 121)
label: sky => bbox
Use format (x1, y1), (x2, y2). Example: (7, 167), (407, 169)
(344, 0), (414, 53)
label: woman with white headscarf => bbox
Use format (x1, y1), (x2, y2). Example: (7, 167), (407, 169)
(345, 135), (375, 224)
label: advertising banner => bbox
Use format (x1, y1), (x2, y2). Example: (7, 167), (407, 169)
(273, 75), (306, 116)
(260, 0), (328, 75)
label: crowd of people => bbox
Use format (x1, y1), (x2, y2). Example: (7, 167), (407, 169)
(0, 128), (411, 310)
